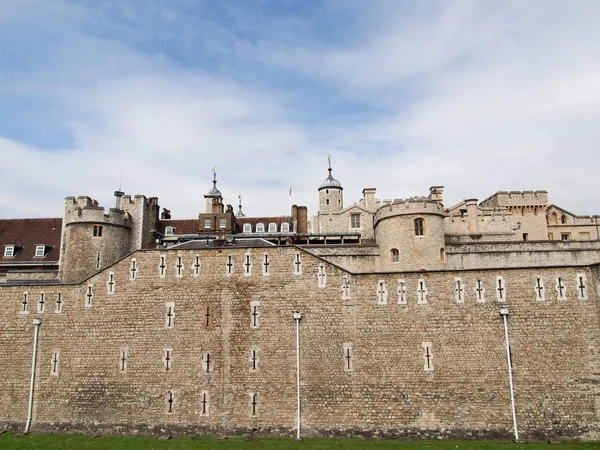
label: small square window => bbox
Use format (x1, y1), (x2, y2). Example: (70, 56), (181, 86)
(165, 226), (175, 235)
(35, 246), (46, 257)
(4, 246), (14, 257)
(350, 214), (360, 229)
(561, 233), (570, 241)
(219, 218), (227, 228)
(204, 219), (212, 229)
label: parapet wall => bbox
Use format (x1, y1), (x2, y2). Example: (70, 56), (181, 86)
(374, 199), (445, 225)
(64, 197), (132, 229)
(480, 191), (548, 208)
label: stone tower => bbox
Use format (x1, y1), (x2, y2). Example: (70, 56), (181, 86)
(58, 191), (158, 283)
(374, 197), (446, 272)
(318, 156), (343, 214)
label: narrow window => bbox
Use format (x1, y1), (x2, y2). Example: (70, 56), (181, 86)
(97, 226), (103, 237)
(200, 391), (209, 416)
(203, 352), (212, 373)
(326, 199), (330, 205)
(280, 223), (290, 232)
(119, 348), (128, 372)
(577, 273), (588, 300)
(107, 271), (115, 294)
(551, 212), (558, 225)
(165, 302), (175, 329)
(163, 349), (173, 372)
(85, 284), (93, 308)
(37, 292), (45, 313)
(338, 199), (341, 206)
(325, 189), (329, 195)
(350, 214), (361, 229)
(268, 223), (277, 232)
(454, 278), (464, 303)
(219, 218), (227, 229)
(250, 393), (258, 416)
(397, 280), (407, 305)
(129, 258), (137, 280)
(204, 304), (211, 328)
(548, 232), (554, 240)
(250, 301), (260, 329)
(417, 279), (428, 304)
(226, 255), (233, 275)
(343, 343), (353, 371)
(522, 233), (529, 241)
(391, 248), (399, 263)
(496, 276), (506, 302)
(159, 255), (167, 278)
(175, 256), (184, 277)
(95, 251), (101, 269)
(244, 253), (252, 276)
(440, 247), (446, 263)
(317, 264), (327, 288)
(55, 293), (63, 313)
(193, 255), (201, 277)
(422, 342), (433, 372)
(293, 253), (302, 275)
(166, 391), (174, 414)
(243, 223), (252, 233)
(256, 223), (265, 232)
(535, 276), (545, 301)
(250, 348), (259, 371)
(204, 218), (211, 229)
(262, 254), (270, 276)
(377, 280), (388, 305)
(341, 275), (351, 300)
(93, 225), (98, 237)
(21, 292), (28, 313)
(51, 350), (60, 376)
(35, 245), (45, 257)
(414, 218), (425, 236)
(561, 215), (568, 224)
(475, 280), (485, 302)
(555, 276), (567, 300)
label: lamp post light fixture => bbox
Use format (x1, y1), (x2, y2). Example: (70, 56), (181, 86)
(499, 307), (519, 441)
(293, 311), (302, 440)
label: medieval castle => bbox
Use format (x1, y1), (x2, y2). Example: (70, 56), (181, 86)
(1, 161), (600, 440)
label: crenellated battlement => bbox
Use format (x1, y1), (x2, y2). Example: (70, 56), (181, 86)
(374, 198), (445, 225)
(480, 190), (549, 208)
(63, 196), (132, 228)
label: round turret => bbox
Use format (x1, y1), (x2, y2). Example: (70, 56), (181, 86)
(374, 198), (446, 271)
(318, 158), (343, 214)
(59, 196), (132, 283)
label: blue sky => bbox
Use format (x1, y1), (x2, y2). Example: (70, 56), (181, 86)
(1, 0), (599, 219)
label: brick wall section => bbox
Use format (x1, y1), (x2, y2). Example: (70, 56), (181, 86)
(1, 248), (599, 439)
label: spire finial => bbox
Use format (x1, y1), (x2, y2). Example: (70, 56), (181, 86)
(327, 154), (332, 176)
(236, 193), (246, 217)
(212, 166), (217, 184)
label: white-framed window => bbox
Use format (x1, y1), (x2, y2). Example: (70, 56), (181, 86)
(243, 223), (252, 233)
(4, 245), (14, 257)
(219, 218), (227, 228)
(165, 226), (175, 235)
(350, 214), (360, 229)
(256, 223), (265, 232)
(280, 223), (290, 232)
(35, 245), (45, 257)
(268, 223), (277, 232)
(204, 218), (211, 229)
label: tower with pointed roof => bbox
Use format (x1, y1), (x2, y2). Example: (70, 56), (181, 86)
(204, 169), (224, 214)
(318, 155), (344, 214)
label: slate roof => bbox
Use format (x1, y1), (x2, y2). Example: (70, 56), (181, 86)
(236, 216), (291, 226)
(156, 219), (199, 235)
(0, 218), (62, 264)
(171, 238), (276, 250)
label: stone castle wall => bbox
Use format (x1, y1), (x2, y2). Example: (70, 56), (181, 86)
(1, 246), (599, 440)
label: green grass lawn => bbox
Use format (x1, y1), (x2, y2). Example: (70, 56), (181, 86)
(1, 433), (600, 450)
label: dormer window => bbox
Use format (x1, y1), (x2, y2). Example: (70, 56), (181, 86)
(243, 223), (252, 233)
(268, 223), (277, 232)
(35, 245), (46, 257)
(281, 223), (290, 232)
(4, 245), (15, 258)
(165, 226), (175, 236)
(256, 223), (265, 232)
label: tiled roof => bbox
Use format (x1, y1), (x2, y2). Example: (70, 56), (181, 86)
(156, 219), (199, 235)
(171, 238), (276, 249)
(0, 218), (62, 263)
(236, 216), (291, 225)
